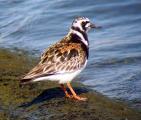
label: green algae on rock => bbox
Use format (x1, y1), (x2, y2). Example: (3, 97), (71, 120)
(0, 48), (141, 120)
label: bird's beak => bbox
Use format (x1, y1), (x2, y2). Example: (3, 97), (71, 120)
(90, 23), (102, 29)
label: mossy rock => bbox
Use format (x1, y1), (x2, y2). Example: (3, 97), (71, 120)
(0, 48), (141, 120)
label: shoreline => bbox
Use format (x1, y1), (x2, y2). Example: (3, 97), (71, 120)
(0, 48), (141, 120)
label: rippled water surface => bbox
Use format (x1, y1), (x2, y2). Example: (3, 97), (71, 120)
(0, 0), (141, 107)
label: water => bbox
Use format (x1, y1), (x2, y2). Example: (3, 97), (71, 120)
(0, 0), (141, 108)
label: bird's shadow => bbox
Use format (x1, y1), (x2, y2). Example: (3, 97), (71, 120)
(19, 86), (89, 108)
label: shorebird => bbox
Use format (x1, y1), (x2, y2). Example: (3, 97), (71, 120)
(21, 17), (100, 101)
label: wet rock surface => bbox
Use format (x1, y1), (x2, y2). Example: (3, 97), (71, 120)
(0, 48), (141, 120)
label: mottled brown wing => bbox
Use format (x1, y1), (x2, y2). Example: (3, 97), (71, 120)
(23, 43), (86, 80)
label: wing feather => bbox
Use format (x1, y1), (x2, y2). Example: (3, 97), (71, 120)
(23, 43), (86, 80)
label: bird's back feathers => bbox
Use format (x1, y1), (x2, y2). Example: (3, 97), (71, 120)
(21, 40), (87, 84)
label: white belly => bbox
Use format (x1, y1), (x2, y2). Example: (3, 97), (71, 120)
(33, 61), (87, 84)
(33, 68), (81, 84)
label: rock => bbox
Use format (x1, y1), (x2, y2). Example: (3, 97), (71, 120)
(0, 48), (141, 120)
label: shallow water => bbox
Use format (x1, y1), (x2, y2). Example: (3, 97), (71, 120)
(0, 0), (141, 107)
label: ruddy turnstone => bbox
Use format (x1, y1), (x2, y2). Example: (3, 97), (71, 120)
(21, 17), (100, 101)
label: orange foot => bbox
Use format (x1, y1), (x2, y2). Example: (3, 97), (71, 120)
(65, 93), (73, 98)
(72, 95), (87, 101)
(60, 84), (72, 98)
(66, 94), (87, 101)
(67, 82), (87, 101)
(61, 83), (87, 101)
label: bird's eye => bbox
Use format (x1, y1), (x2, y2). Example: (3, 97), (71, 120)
(82, 21), (89, 26)
(82, 21), (86, 25)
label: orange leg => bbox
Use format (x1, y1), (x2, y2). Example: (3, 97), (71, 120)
(67, 82), (87, 101)
(60, 84), (72, 98)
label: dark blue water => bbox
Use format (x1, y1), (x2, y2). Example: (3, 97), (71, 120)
(0, 0), (141, 108)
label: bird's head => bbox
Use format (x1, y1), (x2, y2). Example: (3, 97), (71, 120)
(69, 17), (101, 46)
(71, 17), (99, 33)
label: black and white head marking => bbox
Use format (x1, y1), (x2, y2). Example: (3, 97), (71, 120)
(72, 17), (91, 32)
(70, 17), (94, 46)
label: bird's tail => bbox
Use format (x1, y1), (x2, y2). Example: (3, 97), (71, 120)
(20, 78), (33, 85)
